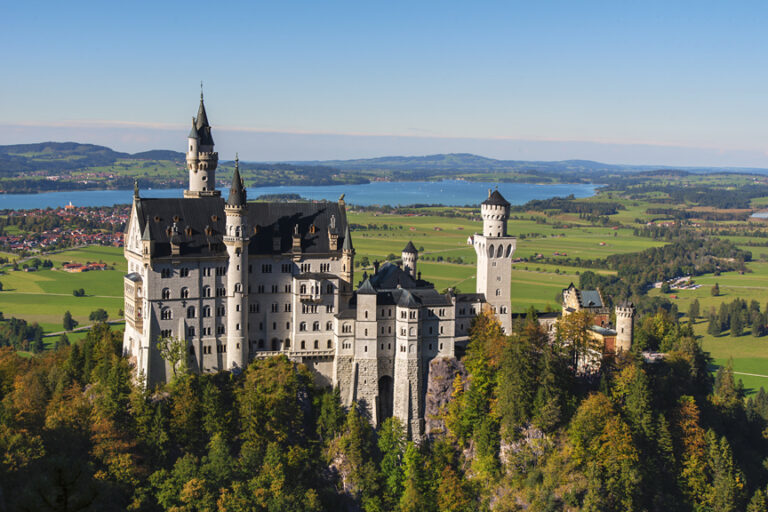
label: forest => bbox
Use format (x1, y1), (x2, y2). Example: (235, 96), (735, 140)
(1, 310), (768, 511)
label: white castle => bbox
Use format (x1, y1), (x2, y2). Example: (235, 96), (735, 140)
(122, 94), (516, 437)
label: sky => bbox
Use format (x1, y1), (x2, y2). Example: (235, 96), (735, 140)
(2, 1), (768, 167)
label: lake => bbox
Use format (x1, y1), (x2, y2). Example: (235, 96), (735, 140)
(0, 180), (600, 210)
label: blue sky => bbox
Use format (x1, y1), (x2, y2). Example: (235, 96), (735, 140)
(2, 1), (768, 166)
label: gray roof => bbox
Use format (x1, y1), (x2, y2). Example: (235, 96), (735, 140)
(188, 118), (199, 139)
(134, 197), (348, 258)
(357, 278), (377, 295)
(579, 290), (603, 308)
(226, 162), (246, 207)
(125, 272), (142, 282)
(342, 223), (354, 252)
(482, 189), (510, 207)
(194, 97), (214, 146)
(369, 262), (431, 290)
(403, 241), (417, 254)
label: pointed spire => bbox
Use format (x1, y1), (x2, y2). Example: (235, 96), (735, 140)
(188, 117), (199, 139)
(342, 223), (354, 252)
(141, 221), (151, 241)
(402, 241), (417, 254)
(226, 155), (246, 207)
(133, 179), (139, 200)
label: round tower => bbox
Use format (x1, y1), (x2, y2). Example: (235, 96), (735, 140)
(224, 158), (248, 369)
(185, 89), (220, 197)
(401, 241), (418, 278)
(615, 301), (635, 353)
(481, 188), (510, 237)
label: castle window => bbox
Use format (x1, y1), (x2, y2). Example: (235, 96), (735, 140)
(203, 286), (211, 297)
(272, 322), (277, 330)
(286, 322), (291, 329)
(188, 326), (195, 337)
(365, 311), (368, 319)
(285, 303), (292, 312)
(216, 306), (225, 316)
(249, 265), (252, 274)
(258, 285), (265, 293)
(301, 340), (306, 350)
(161, 288), (171, 300)
(181, 287), (189, 299)
(285, 284), (292, 293)
(320, 263), (330, 273)
(429, 344), (432, 350)
(161, 268), (172, 278)
(187, 306), (196, 318)
(217, 287), (226, 297)
(327, 321), (333, 331)
(271, 285), (278, 293)
(217, 325), (225, 335)
(314, 340), (319, 349)
(342, 323), (352, 334)
(272, 339), (278, 351)
(328, 340), (332, 349)
(364, 345), (367, 352)
(300, 263), (310, 273)
(429, 327), (433, 334)
(300, 284), (307, 294)
(313, 321), (320, 331)
(161, 309), (172, 320)
(262, 264), (272, 273)
(249, 303), (259, 313)
(281, 263), (292, 273)
(327, 305), (334, 314)
(271, 303), (279, 313)
(495, 289), (501, 296)
(161, 329), (172, 338)
(388, 326), (391, 334)
(235, 283), (242, 293)
(364, 329), (368, 336)
(285, 338), (291, 348)
(203, 327), (211, 336)
(300, 322), (307, 332)
(440, 343), (443, 350)
(236, 323), (240, 331)
(440, 326), (444, 334)
(326, 284), (333, 293)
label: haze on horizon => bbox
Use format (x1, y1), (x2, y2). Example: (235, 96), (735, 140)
(2, 1), (767, 167)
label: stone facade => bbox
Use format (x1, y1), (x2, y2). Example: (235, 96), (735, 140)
(122, 95), (516, 438)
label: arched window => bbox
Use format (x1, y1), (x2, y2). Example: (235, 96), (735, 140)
(161, 308), (172, 320)
(234, 283), (242, 293)
(203, 286), (211, 298)
(161, 288), (170, 300)
(327, 339), (332, 349)
(181, 287), (189, 299)
(505, 244), (513, 258)
(326, 321), (333, 331)
(313, 321), (320, 331)
(301, 340), (306, 350)
(487, 244), (494, 258)
(300, 284), (307, 294)
(364, 310), (368, 319)
(496, 245), (503, 258)
(299, 322), (307, 331)
(203, 306), (211, 317)
(187, 306), (195, 318)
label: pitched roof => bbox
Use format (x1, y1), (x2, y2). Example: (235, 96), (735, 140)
(134, 197), (347, 258)
(196, 96), (209, 129)
(402, 241), (417, 254)
(579, 290), (603, 308)
(226, 161), (246, 207)
(482, 189), (510, 207)
(358, 278), (377, 295)
(141, 221), (152, 241)
(188, 118), (199, 139)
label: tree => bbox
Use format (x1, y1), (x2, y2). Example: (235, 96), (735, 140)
(157, 335), (188, 379)
(711, 283), (720, 297)
(55, 333), (70, 350)
(89, 308), (109, 323)
(689, 299), (700, 323)
(556, 309), (599, 372)
(63, 310), (78, 331)
(378, 417), (406, 508)
(660, 282), (671, 293)
(747, 489), (768, 512)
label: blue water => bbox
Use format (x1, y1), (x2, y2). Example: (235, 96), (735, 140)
(0, 180), (600, 210)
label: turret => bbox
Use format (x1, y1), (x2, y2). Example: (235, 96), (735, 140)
(401, 241), (418, 278)
(474, 188), (515, 333)
(481, 188), (510, 237)
(184, 88), (220, 197)
(224, 157), (248, 370)
(615, 301), (635, 353)
(340, 206), (355, 308)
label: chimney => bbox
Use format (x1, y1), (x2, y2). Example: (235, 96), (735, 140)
(373, 261), (380, 274)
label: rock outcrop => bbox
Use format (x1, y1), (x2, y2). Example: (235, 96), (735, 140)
(424, 356), (466, 437)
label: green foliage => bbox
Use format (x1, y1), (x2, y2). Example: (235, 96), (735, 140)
(89, 307), (109, 322)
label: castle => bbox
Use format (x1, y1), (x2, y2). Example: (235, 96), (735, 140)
(121, 93), (519, 437)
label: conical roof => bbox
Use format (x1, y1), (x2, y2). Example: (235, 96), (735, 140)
(342, 223), (354, 251)
(226, 158), (246, 207)
(402, 241), (417, 254)
(141, 221), (151, 241)
(482, 189), (510, 207)
(188, 118), (199, 139)
(357, 278), (376, 294)
(196, 95), (209, 129)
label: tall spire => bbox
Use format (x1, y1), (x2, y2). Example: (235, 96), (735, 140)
(342, 223), (354, 252)
(226, 155), (246, 207)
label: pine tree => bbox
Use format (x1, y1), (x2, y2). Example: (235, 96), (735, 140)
(378, 417), (406, 508)
(711, 283), (720, 296)
(689, 299), (700, 323)
(747, 489), (768, 512)
(63, 310), (76, 331)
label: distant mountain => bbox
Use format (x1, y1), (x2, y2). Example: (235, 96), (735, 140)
(0, 142), (183, 176)
(131, 149), (185, 161)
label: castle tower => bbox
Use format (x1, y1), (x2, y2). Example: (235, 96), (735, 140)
(615, 301), (635, 353)
(402, 241), (418, 278)
(354, 279), (379, 423)
(340, 223), (355, 308)
(473, 189), (515, 333)
(393, 291), (422, 439)
(184, 89), (220, 197)
(224, 158), (248, 369)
